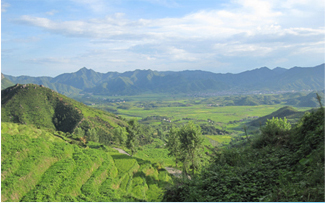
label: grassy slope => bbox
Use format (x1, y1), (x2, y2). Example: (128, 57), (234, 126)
(1, 123), (173, 202)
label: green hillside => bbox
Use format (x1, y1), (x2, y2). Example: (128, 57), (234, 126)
(163, 106), (324, 202)
(1, 84), (127, 145)
(1, 122), (173, 202)
(249, 106), (305, 127)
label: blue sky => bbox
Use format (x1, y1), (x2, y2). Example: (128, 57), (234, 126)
(1, 0), (324, 77)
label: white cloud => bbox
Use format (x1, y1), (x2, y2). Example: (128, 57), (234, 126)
(9, 0), (324, 73)
(168, 47), (198, 61)
(46, 10), (58, 16)
(1, 2), (10, 12)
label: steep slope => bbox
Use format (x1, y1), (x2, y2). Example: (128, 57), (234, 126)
(1, 73), (14, 90)
(1, 84), (127, 143)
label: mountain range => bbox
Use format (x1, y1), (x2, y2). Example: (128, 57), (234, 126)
(3, 64), (324, 96)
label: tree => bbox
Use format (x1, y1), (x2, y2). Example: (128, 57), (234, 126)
(113, 126), (128, 145)
(87, 128), (98, 142)
(165, 127), (181, 167)
(126, 119), (140, 156)
(178, 121), (204, 176)
(74, 127), (84, 139)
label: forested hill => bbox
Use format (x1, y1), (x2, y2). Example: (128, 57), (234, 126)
(1, 84), (127, 144)
(4, 64), (324, 96)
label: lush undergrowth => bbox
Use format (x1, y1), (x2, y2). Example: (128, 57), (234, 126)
(1, 122), (173, 202)
(163, 107), (324, 202)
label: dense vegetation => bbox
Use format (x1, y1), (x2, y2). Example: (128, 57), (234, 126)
(163, 106), (324, 202)
(1, 122), (173, 202)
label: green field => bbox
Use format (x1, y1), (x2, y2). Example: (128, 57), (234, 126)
(89, 94), (313, 150)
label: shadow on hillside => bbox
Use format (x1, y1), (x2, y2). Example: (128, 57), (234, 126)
(111, 154), (133, 160)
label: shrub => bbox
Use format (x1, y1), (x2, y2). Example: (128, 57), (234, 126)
(253, 117), (291, 148)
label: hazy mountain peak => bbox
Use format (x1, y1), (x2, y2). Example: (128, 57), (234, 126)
(76, 67), (95, 74)
(272, 67), (287, 74)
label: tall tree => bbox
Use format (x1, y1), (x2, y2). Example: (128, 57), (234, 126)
(87, 128), (98, 142)
(165, 127), (181, 167)
(126, 119), (140, 156)
(178, 121), (204, 176)
(74, 127), (84, 139)
(113, 126), (128, 145)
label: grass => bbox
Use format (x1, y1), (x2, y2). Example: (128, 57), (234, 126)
(206, 135), (233, 144)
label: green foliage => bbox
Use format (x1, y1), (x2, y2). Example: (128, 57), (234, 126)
(113, 126), (128, 145)
(253, 117), (291, 148)
(163, 107), (324, 202)
(86, 128), (98, 142)
(126, 119), (141, 156)
(53, 101), (83, 133)
(165, 127), (181, 167)
(178, 121), (204, 175)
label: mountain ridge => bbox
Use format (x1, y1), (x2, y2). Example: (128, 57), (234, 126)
(3, 63), (324, 96)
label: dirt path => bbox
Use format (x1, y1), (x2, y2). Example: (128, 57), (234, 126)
(164, 167), (183, 177)
(112, 147), (130, 156)
(112, 147), (187, 178)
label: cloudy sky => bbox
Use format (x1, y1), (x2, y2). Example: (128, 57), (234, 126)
(1, 0), (324, 77)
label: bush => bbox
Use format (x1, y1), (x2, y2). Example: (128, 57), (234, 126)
(253, 117), (291, 148)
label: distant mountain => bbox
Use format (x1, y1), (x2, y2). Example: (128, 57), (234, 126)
(4, 64), (324, 96)
(272, 67), (287, 74)
(1, 73), (14, 90)
(256, 64), (325, 91)
(4, 74), (82, 96)
(51, 67), (106, 89)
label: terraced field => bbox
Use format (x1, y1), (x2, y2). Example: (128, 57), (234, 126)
(1, 122), (173, 202)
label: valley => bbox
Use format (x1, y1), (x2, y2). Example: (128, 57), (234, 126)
(1, 67), (324, 202)
(2, 0), (324, 201)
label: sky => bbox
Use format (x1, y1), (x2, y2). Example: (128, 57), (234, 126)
(1, 0), (324, 77)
